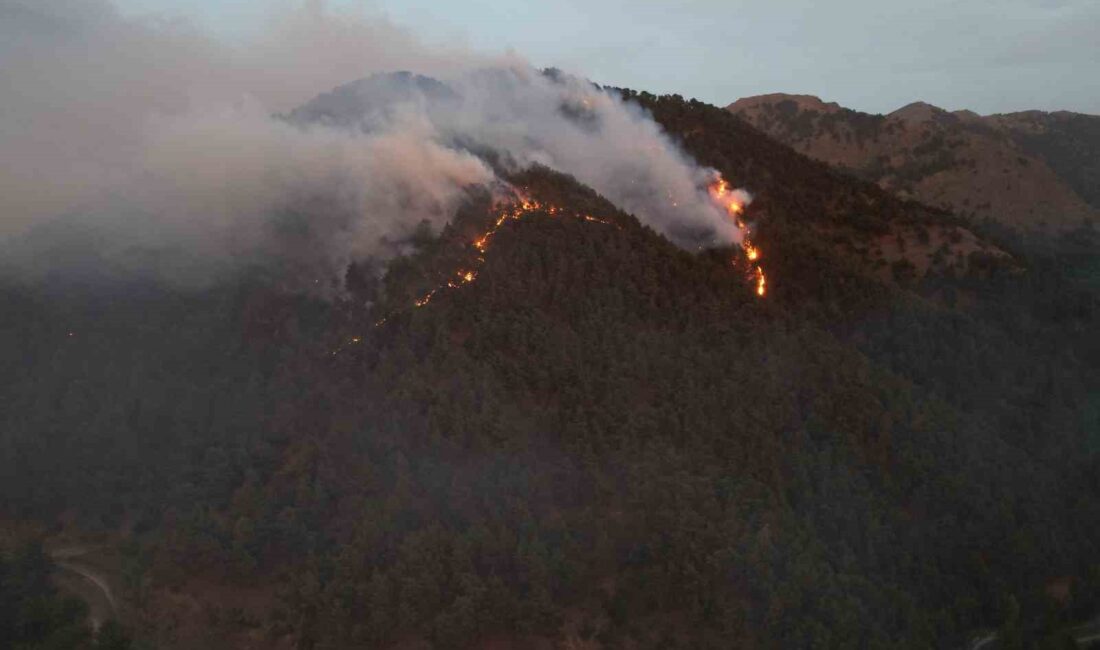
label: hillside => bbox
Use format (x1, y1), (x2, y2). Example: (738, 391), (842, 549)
(987, 110), (1100, 211)
(2, 78), (1099, 649)
(728, 94), (1100, 230)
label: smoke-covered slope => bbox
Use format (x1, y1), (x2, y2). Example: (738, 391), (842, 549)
(625, 89), (1017, 296)
(282, 71), (459, 129)
(2, 83), (1099, 650)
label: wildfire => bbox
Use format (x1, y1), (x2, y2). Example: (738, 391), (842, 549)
(330, 334), (365, 356)
(393, 190), (619, 319)
(708, 177), (767, 297)
(366, 177), (766, 345)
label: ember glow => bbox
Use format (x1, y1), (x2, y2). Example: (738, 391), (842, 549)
(395, 190), (619, 319)
(349, 180), (766, 353)
(708, 177), (767, 297)
(369, 177), (766, 343)
(407, 176), (765, 319)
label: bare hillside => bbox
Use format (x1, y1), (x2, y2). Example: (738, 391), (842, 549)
(729, 94), (1099, 230)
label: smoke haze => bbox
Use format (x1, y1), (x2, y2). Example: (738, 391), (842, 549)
(0, 0), (743, 289)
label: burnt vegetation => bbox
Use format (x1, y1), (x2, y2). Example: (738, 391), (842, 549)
(2, 91), (1099, 649)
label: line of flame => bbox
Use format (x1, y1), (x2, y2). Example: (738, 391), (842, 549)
(356, 192), (616, 341)
(709, 178), (766, 297)
(339, 182), (766, 355)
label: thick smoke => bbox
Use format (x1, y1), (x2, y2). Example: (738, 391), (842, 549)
(443, 69), (742, 244)
(0, 0), (742, 290)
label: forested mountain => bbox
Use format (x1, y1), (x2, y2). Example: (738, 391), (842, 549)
(729, 94), (1100, 231)
(1, 77), (1098, 649)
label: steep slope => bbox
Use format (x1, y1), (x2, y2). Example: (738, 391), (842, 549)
(623, 89), (1015, 292)
(987, 110), (1100, 211)
(728, 94), (1099, 230)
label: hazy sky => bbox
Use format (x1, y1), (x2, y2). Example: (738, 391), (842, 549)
(70, 0), (1100, 115)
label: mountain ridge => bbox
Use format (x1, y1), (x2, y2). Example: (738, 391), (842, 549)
(727, 93), (1100, 230)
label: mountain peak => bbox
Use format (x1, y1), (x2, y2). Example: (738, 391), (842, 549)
(282, 71), (456, 129)
(888, 101), (949, 123)
(727, 93), (842, 114)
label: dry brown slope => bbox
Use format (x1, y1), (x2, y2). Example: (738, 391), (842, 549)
(986, 109), (1100, 210)
(728, 94), (1098, 230)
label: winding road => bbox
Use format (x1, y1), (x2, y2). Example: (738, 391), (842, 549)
(968, 616), (1100, 649)
(49, 544), (1100, 646)
(50, 546), (118, 631)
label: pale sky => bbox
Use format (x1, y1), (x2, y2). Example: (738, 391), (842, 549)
(85, 0), (1100, 115)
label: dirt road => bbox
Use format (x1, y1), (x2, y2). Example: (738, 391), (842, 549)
(50, 546), (117, 631)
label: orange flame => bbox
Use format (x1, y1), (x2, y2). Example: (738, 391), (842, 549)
(369, 177), (767, 344)
(708, 177), (767, 298)
(397, 190), (618, 317)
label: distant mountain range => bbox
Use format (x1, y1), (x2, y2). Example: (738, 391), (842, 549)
(728, 94), (1100, 230)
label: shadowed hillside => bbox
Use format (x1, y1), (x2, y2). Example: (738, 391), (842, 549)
(2, 83), (1098, 649)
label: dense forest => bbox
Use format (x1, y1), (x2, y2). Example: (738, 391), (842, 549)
(1, 83), (1098, 648)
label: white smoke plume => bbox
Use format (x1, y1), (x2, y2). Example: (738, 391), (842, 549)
(0, 0), (743, 289)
